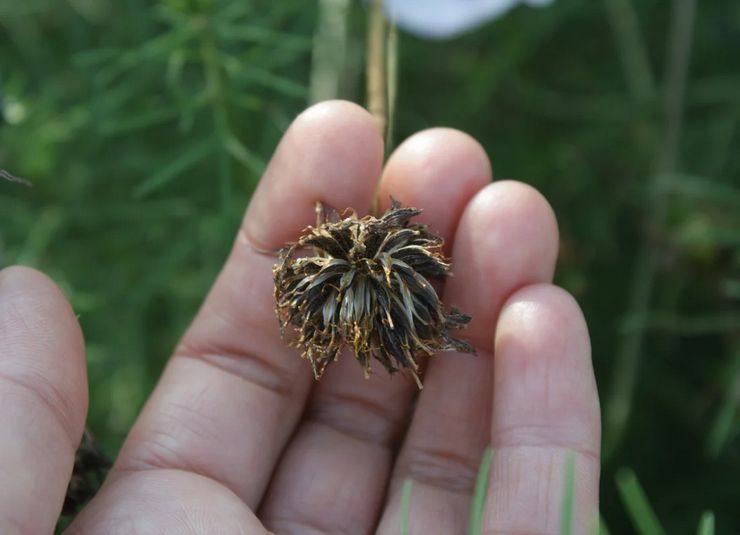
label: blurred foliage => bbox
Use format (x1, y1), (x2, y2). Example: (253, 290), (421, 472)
(1, 0), (738, 532)
(0, 0), (313, 449)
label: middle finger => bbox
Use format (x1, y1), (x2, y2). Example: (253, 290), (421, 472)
(377, 180), (560, 534)
(259, 129), (492, 534)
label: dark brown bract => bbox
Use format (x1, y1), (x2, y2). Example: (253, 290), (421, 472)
(273, 200), (474, 388)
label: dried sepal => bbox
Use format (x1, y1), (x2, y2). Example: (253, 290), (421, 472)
(273, 200), (474, 388)
(62, 430), (110, 516)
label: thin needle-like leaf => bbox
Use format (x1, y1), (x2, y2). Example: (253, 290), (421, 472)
(697, 511), (715, 535)
(469, 447), (493, 535)
(615, 468), (666, 535)
(561, 452), (576, 535)
(400, 479), (413, 535)
(134, 139), (214, 198)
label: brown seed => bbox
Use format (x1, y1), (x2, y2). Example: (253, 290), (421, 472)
(273, 200), (474, 388)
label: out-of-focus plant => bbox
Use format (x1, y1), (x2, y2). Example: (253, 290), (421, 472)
(0, 0), (312, 451)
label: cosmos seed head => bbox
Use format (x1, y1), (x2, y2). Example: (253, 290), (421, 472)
(273, 200), (474, 388)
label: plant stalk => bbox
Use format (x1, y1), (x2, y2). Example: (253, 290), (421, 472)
(604, 0), (697, 457)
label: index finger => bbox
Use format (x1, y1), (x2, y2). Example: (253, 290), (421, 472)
(0, 267), (88, 534)
(76, 101), (384, 519)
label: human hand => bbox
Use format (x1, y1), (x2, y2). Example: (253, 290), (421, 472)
(0, 101), (600, 534)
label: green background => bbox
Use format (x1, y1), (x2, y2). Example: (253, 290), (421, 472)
(1, 0), (738, 532)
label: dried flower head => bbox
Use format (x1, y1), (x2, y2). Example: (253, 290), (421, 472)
(62, 430), (110, 516)
(273, 200), (474, 388)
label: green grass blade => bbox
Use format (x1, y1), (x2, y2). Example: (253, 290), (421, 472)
(615, 468), (666, 535)
(100, 106), (182, 135)
(706, 349), (740, 458)
(400, 479), (413, 535)
(224, 135), (266, 177)
(599, 514), (612, 535)
(697, 511), (715, 535)
(469, 446), (494, 535)
(134, 139), (214, 198)
(561, 452), (576, 535)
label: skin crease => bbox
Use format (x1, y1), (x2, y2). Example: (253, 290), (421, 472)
(0, 101), (600, 535)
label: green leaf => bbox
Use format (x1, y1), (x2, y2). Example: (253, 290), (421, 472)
(224, 135), (266, 177)
(217, 24), (311, 50)
(706, 349), (740, 457)
(400, 479), (413, 535)
(469, 447), (493, 535)
(134, 139), (214, 198)
(100, 106), (183, 135)
(225, 61), (308, 99)
(661, 173), (740, 207)
(561, 452), (576, 535)
(697, 511), (715, 535)
(615, 468), (666, 535)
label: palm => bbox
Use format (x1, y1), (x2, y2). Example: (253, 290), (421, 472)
(0, 101), (600, 535)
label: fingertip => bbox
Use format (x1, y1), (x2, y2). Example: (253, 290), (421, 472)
(0, 264), (88, 436)
(379, 127), (492, 244)
(244, 100), (384, 249)
(495, 283), (589, 355)
(448, 180), (560, 348)
(1, 265), (67, 302)
(383, 128), (492, 192)
(291, 101), (384, 166)
(486, 283), (600, 534)
(0, 265), (89, 533)
(381, 128), (492, 203)
(465, 180), (559, 252)
(493, 283), (600, 445)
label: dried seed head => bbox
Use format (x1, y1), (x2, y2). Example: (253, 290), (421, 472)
(273, 200), (474, 388)
(62, 430), (110, 516)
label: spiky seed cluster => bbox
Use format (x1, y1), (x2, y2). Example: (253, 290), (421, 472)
(273, 200), (474, 387)
(63, 430), (110, 515)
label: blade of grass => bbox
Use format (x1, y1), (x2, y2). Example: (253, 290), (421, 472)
(561, 452), (576, 535)
(615, 468), (666, 535)
(100, 106), (182, 135)
(706, 349), (740, 457)
(599, 514), (612, 535)
(469, 446), (493, 535)
(134, 139), (214, 198)
(604, 0), (698, 458)
(224, 135), (266, 177)
(603, 0), (655, 102)
(400, 479), (413, 535)
(697, 511), (715, 535)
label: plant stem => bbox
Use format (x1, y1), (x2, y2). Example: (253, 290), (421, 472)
(367, 0), (387, 136)
(604, 0), (697, 457)
(603, 0), (655, 102)
(201, 16), (232, 217)
(310, 0), (350, 103)
(385, 20), (399, 151)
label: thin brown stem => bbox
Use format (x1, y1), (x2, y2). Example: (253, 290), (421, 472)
(367, 0), (387, 136)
